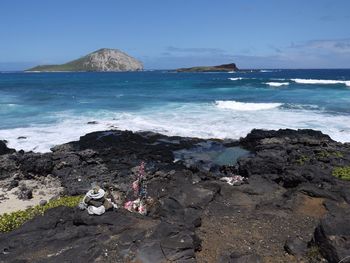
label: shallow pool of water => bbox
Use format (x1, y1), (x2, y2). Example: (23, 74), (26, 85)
(173, 141), (251, 170)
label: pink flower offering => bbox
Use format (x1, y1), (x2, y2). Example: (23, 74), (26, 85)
(124, 201), (134, 211)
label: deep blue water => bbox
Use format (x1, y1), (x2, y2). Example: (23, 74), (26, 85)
(0, 69), (350, 152)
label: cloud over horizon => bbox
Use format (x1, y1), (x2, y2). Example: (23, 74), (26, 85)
(2, 39), (350, 71)
(143, 38), (350, 69)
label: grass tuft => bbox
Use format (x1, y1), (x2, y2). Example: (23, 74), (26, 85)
(332, 166), (350, 181)
(296, 155), (310, 165)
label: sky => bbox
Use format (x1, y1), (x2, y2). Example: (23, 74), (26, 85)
(0, 0), (350, 70)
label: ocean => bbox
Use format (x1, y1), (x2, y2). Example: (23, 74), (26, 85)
(0, 69), (350, 152)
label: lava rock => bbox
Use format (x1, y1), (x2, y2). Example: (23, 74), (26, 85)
(19, 189), (33, 200)
(313, 206), (350, 263)
(39, 200), (47, 206)
(0, 128), (350, 262)
(7, 179), (19, 190)
(17, 186), (33, 200)
(219, 253), (262, 263)
(0, 140), (15, 155)
(0, 207), (199, 263)
(87, 121), (98, 125)
(284, 238), (308, 257)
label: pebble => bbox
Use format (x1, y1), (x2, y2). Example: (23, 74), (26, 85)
(39, 200), (47, 206)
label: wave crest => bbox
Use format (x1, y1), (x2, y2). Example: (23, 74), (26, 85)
(265, 82), (289, 87)
(215, 100), (282, 111)
(292, 78), (350, 87)
(228, 77), (244, 81)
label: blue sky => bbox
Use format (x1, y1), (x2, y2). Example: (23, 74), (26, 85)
(0, 0), (350, 70)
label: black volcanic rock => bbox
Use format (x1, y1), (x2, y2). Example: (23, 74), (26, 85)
(284, 238), (308, 257)
(17, 187), (33, 200)
(238, 128), (350, 189)
(0, 128), (350, 262)
(313, 202), (350, 262)
(0, 169), (213, 262)
(0, 140), (15, 155)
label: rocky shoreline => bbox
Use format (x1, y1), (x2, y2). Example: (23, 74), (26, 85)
(0, 129), (349, 263)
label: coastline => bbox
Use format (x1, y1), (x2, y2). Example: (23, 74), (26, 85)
(0, 128), (349, 262)
(2, 69), (350, 154)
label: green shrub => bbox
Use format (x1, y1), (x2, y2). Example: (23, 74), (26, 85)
(316, 150), (331, 159)
(316, 150), (344, 159)
(0, 196), (82, 232)
(332, 166), (350, 181)
(296, 155), (310, 165)
(333, 151), (344, 158)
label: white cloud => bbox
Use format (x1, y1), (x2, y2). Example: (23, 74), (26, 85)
(290, 38), (350, 54)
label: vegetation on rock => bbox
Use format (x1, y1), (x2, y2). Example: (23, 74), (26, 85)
(176, 63), (238, 72)
(296, 155), (310, 165)
(332, 166), (350, 181)
(0, 196), (82, 232)
(316, 150), (344, 159)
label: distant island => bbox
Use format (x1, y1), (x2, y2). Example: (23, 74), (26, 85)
(26, 48), (143, 72)
(176, 63), (239, 72)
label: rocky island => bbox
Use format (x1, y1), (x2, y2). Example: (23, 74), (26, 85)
(0, 129), (349, 262)
(26, 48), (143, 72)
(176, 63), (239, 72)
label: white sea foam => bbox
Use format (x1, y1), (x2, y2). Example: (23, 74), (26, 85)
(215, 100), (282, 111)
(291, 79), (350, 87)
(1, 102), (350, 152)
(228, 77), (244, 81)
(265, 82), (290, 87)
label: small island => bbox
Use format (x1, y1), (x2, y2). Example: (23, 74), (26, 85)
(176, 63), (239, 72)
(26, 48), (143, 72)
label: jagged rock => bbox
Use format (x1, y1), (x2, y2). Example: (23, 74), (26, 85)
(17, 187), (33, 200)
(284, 238), (308, 257)
(0, 157), (19, 180)
(238, 129), (350, 189)
(17, 152), (53, 176)
(0, 140), (15, 155)
(240, 129), (332, 150)
(0, 128), (350, 262)
(7, 179), (19, 190)
(0, 207), (199, 263)
(313, 204), (350, 263)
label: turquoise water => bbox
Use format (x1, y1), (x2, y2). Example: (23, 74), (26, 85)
(0, 69), (350, 152)
(174, 142), (251, 168)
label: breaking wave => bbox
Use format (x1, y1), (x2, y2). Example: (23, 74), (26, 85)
(215, 100), (282, 111)
(291, 79), (350, 87)
(228, 77), (244, 81)
(265, 82), (290, 87)
(1, 101), (350, 153)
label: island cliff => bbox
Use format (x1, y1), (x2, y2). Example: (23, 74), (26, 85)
(26, 48), (143, 72)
